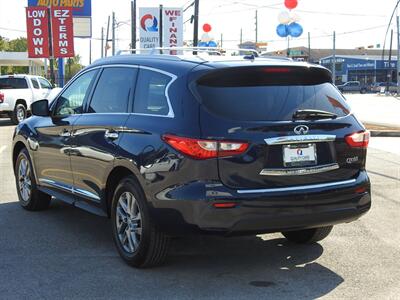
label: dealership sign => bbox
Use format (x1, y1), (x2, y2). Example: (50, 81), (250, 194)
(139, 7), (160, 51)
(27, 0), (92, 37)
(51, 8), (74, 57)
(26, 7), (50, 58)
(139, 7), (183, 53)
(162, 8), (183, 54)
(26, 7), (74, 58)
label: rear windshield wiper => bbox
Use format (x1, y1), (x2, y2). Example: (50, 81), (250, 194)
(292, 109), (338, 120)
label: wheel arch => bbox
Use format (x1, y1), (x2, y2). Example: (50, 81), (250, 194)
(12, 141), (27, 174)
(104, 165), (144, 218)
(15, 99), (27, 109)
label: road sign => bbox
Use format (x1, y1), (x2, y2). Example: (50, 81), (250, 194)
(26, 7), (50, 58)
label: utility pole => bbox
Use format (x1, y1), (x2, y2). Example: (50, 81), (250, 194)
(240, 28), (243, 45)
(387, 29), (393, 94)
(308, 32), (311, 62)
(332, 31), (336, 85)
(101, 27), (104, 58)
(159, 5), (163, 48)
(220, 33), (223, 48)
(131, 0), (137, 52)
(47, 7), (55, 85)
(89, 39), (92, 64)
(105, 16), (110, 57)
(397, 15), (400, 94)
(112, 12), (116, 56)
(255, 10), (258, 44)
(193, 0), (199, 47)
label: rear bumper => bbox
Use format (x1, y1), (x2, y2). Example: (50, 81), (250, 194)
(0, 103), (11, 112)
(149, 171), (371, 236)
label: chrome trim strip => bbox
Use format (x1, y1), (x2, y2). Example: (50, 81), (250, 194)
(39, 178), (100, 201)
(264, 134), (336, 145)
(237, 178), (357, 194)
(74, 188), (101, 202)
(38, 178), (73, 193)
(260, 163), (339, 176)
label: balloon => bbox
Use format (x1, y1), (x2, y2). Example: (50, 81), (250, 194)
(284, 0), (298, 10)
(208, 40), (218, 47)
(276, 24), (289, 37)
(288, 22), (303, 37)
(278, 11), (291, 24)
(203, 23), (212, 33)
(290, 12), (301, 22)
(201, 33), (212, 42)
(198, 41), (208, 47)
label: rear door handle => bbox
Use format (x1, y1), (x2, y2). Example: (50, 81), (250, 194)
(105, 130), (119, 140)
(59, 129), (71, 137)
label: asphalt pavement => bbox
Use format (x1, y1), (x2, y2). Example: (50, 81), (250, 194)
(0, 118), (399, 299)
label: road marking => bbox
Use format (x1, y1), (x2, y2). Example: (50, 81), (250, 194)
(0, 145), (6, 154)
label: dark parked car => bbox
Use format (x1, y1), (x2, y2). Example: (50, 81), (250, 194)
(337, 81), (369, 94)
(371, 82), (398, 93)
(12, 53), (371, 268)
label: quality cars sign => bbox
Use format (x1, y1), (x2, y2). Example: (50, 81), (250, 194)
(139, 7), (160, 51)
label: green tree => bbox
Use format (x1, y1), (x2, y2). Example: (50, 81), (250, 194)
(65, 54), (84, 82)
(0, 36), (28, 74)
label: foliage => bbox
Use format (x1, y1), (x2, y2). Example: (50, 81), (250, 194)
(0, 36), (29, 74)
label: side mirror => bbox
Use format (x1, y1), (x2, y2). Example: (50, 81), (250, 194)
(31, 99), (50, 117)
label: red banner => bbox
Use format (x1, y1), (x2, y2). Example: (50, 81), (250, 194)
(51, 7), (74, 57)
(26, 7), (50, 58)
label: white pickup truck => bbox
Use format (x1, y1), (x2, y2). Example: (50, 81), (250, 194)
(0, 74), (61, 124)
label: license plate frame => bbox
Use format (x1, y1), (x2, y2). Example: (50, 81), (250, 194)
(283, 143), (317, 167)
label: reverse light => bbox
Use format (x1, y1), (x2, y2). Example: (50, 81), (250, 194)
(0, 92), (4, 103)
(162, 134), (249, 160)
(345, 131), (370, 148)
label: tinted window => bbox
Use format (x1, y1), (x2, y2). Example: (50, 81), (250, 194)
(31, 78), (40, 89)
(54, 70), (97, 116)
(195, 67), (350, 121)
(0, 78), (28, 89)
(38, 77), (52, 89)
(134, 69), (171, 116)
(88, 67), (136, 113)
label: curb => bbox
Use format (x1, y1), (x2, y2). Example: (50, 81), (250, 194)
(370, 130), (400, 137)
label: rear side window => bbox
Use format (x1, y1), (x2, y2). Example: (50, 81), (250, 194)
(0, 78), (28, 89)
(88, 67), (137, 113)
(38, 77), (52, 89)
(133, 69), (171, 116)
(31, 78), (40, 89)
(194, 67), (350, 121)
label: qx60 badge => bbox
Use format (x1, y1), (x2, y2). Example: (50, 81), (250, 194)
(294, 125), (309, 135)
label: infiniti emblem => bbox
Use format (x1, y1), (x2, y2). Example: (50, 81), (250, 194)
(294, 125), (309, 135)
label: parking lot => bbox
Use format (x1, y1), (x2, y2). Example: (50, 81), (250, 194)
(0, 119), (399, 299)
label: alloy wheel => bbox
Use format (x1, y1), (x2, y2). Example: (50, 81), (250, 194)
(18, 157), (31, 202)
(115, 191), (142, 253)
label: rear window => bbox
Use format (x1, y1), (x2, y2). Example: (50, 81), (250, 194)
(194, 67), (350, 121)
(0, 78), (28, 89)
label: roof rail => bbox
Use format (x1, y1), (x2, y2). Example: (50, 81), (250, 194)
(116, 47), (260, 57)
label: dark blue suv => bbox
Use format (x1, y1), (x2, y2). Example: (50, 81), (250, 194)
(12, 53), (371, 267)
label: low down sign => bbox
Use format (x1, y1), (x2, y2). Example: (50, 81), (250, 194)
(26, 7), (74, 58)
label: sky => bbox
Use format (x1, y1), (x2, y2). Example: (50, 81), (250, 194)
(0, 0), (397, 65)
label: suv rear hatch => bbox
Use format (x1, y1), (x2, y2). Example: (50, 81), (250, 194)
(192, 65), (368, 190)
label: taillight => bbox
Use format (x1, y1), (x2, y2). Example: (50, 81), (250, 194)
(0, 92), (4, 103)
(345, 131), (370, 148)
(162, 134), (249, 160)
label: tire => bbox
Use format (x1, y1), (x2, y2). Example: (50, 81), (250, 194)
(111, 176), (170, 268)
(360, 88), (367, 94)
(15, 148), (51, 211)
(282, 226), (333, 244)
(11, 103), (27, 125)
